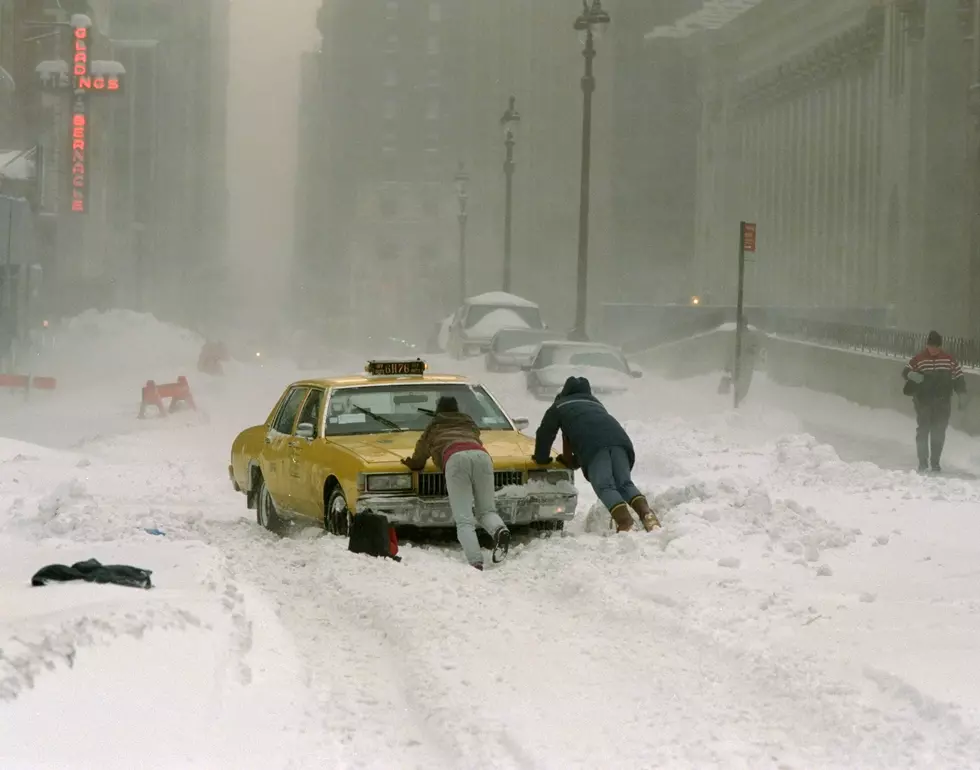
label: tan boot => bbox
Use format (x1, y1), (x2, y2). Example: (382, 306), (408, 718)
(609, 503), (634, 533)
(630, 495), (661, 531)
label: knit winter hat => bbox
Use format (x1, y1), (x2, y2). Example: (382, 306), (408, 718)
(436, 396), (459, 413)
(927, 330), (942, 347)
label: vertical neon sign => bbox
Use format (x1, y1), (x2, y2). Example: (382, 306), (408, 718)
(32, 15), (125, 215)
(70, 21), (89, 213)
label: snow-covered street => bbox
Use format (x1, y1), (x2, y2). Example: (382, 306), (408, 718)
(2, 313), (980, 769)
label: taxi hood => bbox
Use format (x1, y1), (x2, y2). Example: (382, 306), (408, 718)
(328, 430), (535, 467)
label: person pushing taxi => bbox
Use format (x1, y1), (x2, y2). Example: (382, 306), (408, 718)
(402, 396), (511, 569)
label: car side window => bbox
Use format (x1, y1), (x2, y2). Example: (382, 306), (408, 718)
(297, 389), (323, 437)
(272, 387), (308, 434)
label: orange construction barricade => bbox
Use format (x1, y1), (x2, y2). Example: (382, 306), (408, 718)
(138, 376), (196, 418)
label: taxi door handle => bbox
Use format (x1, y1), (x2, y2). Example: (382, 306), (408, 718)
(287, 441), (301, 448)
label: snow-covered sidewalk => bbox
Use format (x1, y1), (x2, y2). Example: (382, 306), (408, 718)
(1, 314), (980, 769)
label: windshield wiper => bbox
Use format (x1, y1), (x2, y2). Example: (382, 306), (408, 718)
(351, 404), (404, 432)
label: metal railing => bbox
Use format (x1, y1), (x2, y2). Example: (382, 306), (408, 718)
(596, 303), (980, 368)
(756, 315), (980, 368)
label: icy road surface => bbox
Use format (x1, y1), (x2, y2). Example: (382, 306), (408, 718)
(2, 311), (980, 769)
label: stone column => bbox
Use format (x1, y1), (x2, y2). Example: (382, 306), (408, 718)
(798, 84), (817, 304)
(777, 98), (788, 303)
(842, 73), (855, 307)
(830, 74), (843, 306)
(870, 53), (885, 309)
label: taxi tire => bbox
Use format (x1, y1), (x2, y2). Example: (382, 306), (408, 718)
(256, 477), (287, 535)
(325, 487), (351, 538)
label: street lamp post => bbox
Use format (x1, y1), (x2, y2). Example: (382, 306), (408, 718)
(570, 0), (610, 341)
(454, 162), (470, 305)
(500, 96), (520, 293)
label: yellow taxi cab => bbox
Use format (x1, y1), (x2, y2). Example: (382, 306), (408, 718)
(228, 359), (578, 536)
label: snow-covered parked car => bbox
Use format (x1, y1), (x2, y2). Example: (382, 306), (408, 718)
(485, 327), (564, 372)
(425, 315), (454, 354)
(522, 340), (642, 400)
(447, 292), (546, 359)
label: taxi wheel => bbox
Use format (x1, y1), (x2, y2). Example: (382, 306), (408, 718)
(256, 478), (286, 535)
(325, 487), (351, 538)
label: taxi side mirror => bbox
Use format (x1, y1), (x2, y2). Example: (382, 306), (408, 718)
(296, 423), (315, 439)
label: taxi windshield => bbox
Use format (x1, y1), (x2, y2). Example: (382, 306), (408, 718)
(325, 383), (513, 436)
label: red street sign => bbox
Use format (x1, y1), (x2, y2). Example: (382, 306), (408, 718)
(742, 222), (757, 253)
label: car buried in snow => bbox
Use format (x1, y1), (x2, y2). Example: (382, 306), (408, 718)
(522, 340), (643, 400)
(485, 327), (565, 372)
(228, 359), (578, 537)
(446, 292), (546, 359)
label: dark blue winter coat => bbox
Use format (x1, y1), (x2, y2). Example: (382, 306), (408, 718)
(532, 376), (635, 473)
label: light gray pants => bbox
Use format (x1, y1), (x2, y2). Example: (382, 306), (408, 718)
(444, 449), (506, 566)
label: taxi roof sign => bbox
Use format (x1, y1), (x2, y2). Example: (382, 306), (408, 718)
(365, 359), (427, 376)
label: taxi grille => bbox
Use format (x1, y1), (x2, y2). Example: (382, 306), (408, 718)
(418, 470), (524, 497)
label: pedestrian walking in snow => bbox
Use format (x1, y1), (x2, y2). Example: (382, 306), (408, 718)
(402, 396), (510, 568)
(532, 376), (660, 532)
(902, 330), (967, 473)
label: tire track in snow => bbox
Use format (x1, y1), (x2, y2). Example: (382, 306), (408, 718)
(202, 520), (465, 770)
(196, 519), (980, 770)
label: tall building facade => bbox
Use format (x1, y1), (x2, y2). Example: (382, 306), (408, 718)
(9, 0), (229, 325)
(296, 0), (616, 339)
(609, 0), (701, 305)
(102, 0), (231, 325)
(655, 0), (980, 334)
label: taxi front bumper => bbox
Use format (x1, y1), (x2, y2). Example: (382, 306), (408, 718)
(355, 490), (578, 527)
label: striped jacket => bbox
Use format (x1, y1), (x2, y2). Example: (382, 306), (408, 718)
(902, 348), (966, 402)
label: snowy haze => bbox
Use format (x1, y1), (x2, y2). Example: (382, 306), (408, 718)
(226, 0), (320, 314)
(2, 313), (980, 768)
(5, 2), (980, 767)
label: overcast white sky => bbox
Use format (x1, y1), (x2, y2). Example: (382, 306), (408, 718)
(226, 0), (320, 295)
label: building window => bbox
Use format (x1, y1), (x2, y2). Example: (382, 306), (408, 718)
(427, 35), (439, 55)
(385, 1), (398, 21)
(427, 68), (441, 88)
(421, 187), (439, 218)
(429, 3), (441, 22)
(378, 241), (398, 262)
(426, 98), (440, 121)
(419, 244), (438, 268)
(385, 34), (398, 53)
(381, 147), (397, 181)
(385, 69), (398, 87)
(384, 99), (397, 120)
(380, 188), (397, 220)
(423, 148), (440, 178)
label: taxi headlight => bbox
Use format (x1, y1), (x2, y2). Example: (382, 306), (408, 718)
(365, 473), (413, 492)
(528, 469), (573, 485)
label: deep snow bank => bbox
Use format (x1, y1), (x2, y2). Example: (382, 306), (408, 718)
(0, 309), (308, 449)
(30, 309), (204, 386)
(0, 435), (338, 769)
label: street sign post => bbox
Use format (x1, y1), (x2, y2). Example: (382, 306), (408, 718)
(733, 220), (756, 409)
